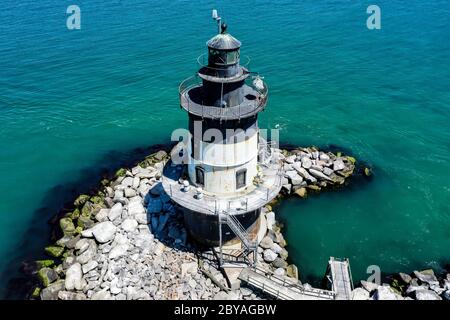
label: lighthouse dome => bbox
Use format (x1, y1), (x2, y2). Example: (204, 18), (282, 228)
(207, 33), (241, 50)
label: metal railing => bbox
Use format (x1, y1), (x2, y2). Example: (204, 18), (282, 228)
(197, 53), (251, 71)
(222, 212), (257, 250)
(178, 74), (268, 120)
(258, 140), (279, 167)
(241, 267), (336, 300)
(328, 257), (353, 300)
(163, 166), (283, 216)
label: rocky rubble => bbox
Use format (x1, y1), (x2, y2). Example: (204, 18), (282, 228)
(27, 146), (446, 301)
(31, 150), (227, 300)
(29, 150), (282, 300)
(352, 269), (450, 300)
(277, 147), (361, 198)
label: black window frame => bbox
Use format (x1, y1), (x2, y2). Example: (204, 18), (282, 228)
(236, 168), (247, 189)
(195, 166), (205, 186)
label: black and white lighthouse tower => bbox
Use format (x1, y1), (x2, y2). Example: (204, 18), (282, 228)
(163, 11), (281, 265)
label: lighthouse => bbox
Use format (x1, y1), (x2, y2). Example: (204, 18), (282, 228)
(162, 12), (282, 265)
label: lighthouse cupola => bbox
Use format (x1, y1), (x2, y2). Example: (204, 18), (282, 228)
(206, 23), (241, 78)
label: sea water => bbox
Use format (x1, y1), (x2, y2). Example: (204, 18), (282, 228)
(0, 0), (449, 296)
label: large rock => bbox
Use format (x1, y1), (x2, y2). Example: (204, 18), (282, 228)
(95, 209), (109, 222)
(301, 157), (312, 169)
(294, 167), (316, 183)
(65, 262), (84, 291)
(413, 270), (439, 285)
(40, 280), (65, 300)
(124, 188), (137, 198)
(274, 268), (285, 277)
(429, 283), (445, 295)
(45, 245), (65, 258)
(77, 215), (94, 229)
(121, 218), (138, 232)
(323, 167), (334, 176)
(352, 288), (370, 300)
(310, 164), (323, 172)
(281, 183), (291, 194)
(319, 153), (330, 161)
(259, 236), (274, 249)
(91, 289), (112, 300)
(270, 242), (283, 254)
(290, 174), (303, 186)
(76, 240), (97, 264)
(414, 289), (442, 300)
(38, 267), (59, 287)
(406, 284), (428, 296)
(82, 260), (98, 274)
(284, 170), (298, 180)
(58, 291), (87, 300)
(121, 177), (134, 187)
(291, 162), (303, 173)
(373, 286), (402, 300)
(181, 262), (198, 278)
(74, 194), (90, 207)
(129, 201), (146, 216)
(294, 187), (307, 198)
(74, 238), (90, 253)
(263, 249), (277, 262)
(153, 150), (168, 161)
(360, 280), (379, 293)
(214, 291), (230, 300)
(399, 272), (412, 284)
(109, 244), (129, 260)
(108, 203), (123, 221)
(91, 221), (117, 243)
(60, 218), (76, 236)
(285, 155), (296, 164)
(309, 168), (332, 181)
(333, 159), (345, 171)
(286, 264), (299, 279)
(135, 213), (149, 225)
(443, 290), (450, 300)
(266, 211), (275, 230)
(272, 257), (288, 269)
(279, 248), (289, 260)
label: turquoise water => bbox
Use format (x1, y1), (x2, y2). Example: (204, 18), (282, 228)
(0, 0), (449, 296)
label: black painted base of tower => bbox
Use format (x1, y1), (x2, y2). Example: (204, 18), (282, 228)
(182, 208), (261, 247)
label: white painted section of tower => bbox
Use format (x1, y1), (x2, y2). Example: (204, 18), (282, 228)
(188, 129), (259, 195)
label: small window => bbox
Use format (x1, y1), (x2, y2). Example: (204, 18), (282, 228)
(226, 51), (238, 64)
(236, 169), (247, 189)
(196, 166), (205, 186)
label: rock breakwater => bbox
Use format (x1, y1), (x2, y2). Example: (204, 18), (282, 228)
(24, 146), (448, 301)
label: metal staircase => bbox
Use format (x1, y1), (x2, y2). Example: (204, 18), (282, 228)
(218, 211), (258, 267)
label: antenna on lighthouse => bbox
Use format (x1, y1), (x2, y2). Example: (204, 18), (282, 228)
(212, 9), (221, 34)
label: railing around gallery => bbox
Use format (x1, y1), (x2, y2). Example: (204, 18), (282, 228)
(178, 74), (268, 120)
(196, 53), (252, 72)
(164, 166), (282, 216)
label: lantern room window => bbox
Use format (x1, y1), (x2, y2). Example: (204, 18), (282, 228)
(208, 49), (239, 65)
(226, 50), (239, 64)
